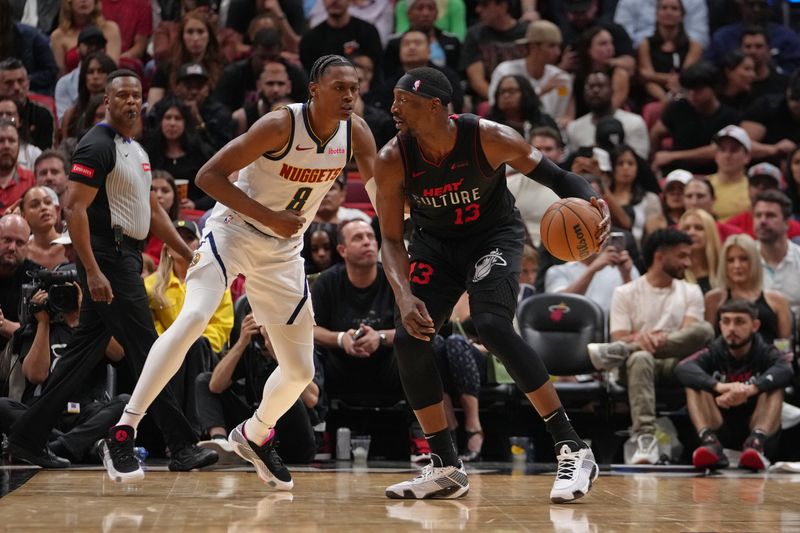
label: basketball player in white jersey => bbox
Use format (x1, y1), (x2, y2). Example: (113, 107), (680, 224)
(100, 55), (379, 487)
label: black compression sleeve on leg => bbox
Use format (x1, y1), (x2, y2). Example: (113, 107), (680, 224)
(526, 157), (597, 201)
(394, 328), (445, 410)
(471, 312), (550, 393)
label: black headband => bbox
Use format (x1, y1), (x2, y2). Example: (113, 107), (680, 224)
(396, 73), (452, 105)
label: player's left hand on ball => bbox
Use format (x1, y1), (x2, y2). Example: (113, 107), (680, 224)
(591, 197), (610, 246)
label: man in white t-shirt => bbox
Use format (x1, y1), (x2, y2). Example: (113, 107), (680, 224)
(565, 72), (649, 159)
(545, 242), (638, 315)
(487, 20), (574, 127)
(588, 228), (714, 464)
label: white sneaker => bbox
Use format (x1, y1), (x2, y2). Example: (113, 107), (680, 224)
(549, 442), (599, 504)
(385, 456), (469, 499)
(629, 434), (660, 465)
(199, 437), (245, 465)
(587, 342), (630, 370)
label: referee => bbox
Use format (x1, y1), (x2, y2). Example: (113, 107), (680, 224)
(5, 70), (218, 472)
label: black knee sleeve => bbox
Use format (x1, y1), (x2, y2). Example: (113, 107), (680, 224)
(471, 312), (550, 393)
(469, 278), (519, 321)
(393, 328), (444, 410)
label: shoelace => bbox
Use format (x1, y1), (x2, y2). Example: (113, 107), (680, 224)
(414, 463), (438, 481)
(109, 438), (137, 467)
(264, 445), (287, 472)
(555, 449), (580, 480)
(638, 435), (657, 453)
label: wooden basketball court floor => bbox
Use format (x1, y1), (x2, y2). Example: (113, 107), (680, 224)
(3, 462), (800, 532)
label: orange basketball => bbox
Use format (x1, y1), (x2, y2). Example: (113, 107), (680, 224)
(540, 198), (602, 261)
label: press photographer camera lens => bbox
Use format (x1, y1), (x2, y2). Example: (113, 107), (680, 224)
(19, 265), (80, 323)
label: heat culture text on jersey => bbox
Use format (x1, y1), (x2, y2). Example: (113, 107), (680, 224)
(410, 177), (481, 208)
(278, 164), (342, 184)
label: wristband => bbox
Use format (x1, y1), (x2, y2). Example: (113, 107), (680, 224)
(337, 331), (345, 348)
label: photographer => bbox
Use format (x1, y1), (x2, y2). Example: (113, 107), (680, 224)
(0, 267), (128, 465)
(195, 300), (321, 464)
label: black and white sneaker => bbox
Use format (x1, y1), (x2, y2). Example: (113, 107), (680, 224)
(168, 443), (219, 471)
(229, 422), (293, 490)
(385, 456), (469, 499)
(549, 441), (598, 504)
(100, 425), (144, 483)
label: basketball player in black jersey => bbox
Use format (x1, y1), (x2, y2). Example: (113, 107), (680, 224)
(374, 67), (609, 502)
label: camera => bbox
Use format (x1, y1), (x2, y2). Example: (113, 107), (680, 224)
(19, 265), (80, 323)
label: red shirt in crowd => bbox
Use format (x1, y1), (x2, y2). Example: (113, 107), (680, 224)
(102, 0), (153, 54)
(0, 165), (35, 212)
(725, 211), (800, 240)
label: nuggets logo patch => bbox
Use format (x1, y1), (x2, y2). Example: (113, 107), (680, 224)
(472, 249), (507, 282)
(190, 252), (202, 267)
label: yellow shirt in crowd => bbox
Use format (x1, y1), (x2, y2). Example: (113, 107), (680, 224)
(144, 270), (234, 353)
(709, 173), (751, 222)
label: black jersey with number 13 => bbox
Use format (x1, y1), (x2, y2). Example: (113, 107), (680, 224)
(397, 114), (518, 239)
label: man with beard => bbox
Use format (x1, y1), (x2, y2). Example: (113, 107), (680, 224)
(587, 228), (714, 464)
(753, 189), (800, 315)
(0, 59), (55, 151)
(705, 0), (800, 75)
(34, 150), (69, 225)
(565, 72), (648, 160)
(232, 61), (294, 137)
(676, 299), (792, 471)
(0, 214), (37, 352)
(214, 28), (308, 114)
(0, 119), (35, 212)
(383, 0), (462, 78)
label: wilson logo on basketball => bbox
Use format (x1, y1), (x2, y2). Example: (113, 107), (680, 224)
(71, 163), (94, 178)
(573, 223), (590, 259)
(548, 302), (570, 322)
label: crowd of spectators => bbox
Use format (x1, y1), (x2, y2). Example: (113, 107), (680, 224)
(2, 0), (800, 468)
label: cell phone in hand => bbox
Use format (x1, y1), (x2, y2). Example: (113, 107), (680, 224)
(608, 231), (626, 251)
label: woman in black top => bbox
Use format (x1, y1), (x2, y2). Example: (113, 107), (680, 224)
(704, 233), (792, 345)
(144, 96), (215, 211)
(718, 51), (757, 113)
(637, 0), (702, 103)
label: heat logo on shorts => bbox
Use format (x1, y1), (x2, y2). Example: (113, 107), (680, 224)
(472, 249), (506, 282)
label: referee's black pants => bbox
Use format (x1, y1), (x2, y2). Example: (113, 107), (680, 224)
(8, 240), (198, 452)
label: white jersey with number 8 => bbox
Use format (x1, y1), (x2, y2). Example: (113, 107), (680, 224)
(206, 102), (352, 239)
